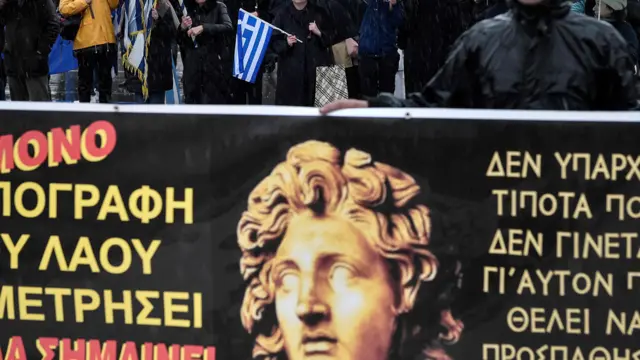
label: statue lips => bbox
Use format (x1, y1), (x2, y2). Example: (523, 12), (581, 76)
(301, 330), (338, 356)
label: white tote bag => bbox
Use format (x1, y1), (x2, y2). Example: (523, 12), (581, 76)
(314, 64), (349, 108)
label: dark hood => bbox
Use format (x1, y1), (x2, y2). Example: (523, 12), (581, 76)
(507, 0), (570, 34)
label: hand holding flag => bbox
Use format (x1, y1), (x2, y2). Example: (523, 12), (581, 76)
(233, 9), (303, 84)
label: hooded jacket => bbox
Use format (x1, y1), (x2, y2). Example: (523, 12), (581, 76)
(0, 0), (59, 78)
(59, 0), (119, 50)
(359, 0), (404, 56)
(369, 0), (638, 110)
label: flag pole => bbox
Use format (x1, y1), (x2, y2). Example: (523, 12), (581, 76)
(240, 9), (303, 43)
(269, 24), (303, 43)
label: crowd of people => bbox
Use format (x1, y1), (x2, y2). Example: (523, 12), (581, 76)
(0, 0), (639, 109)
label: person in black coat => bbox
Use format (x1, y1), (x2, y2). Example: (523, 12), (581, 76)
(322, 0), (638, 111)
(229, 0), (277, 105)
(592, 0), (638, 67)
(317, 0), (361, 98)
(0, 0), (59, 101)
(401, 0), (473, 95)
(125, 0), (178, 103)
(271, 0), (335, 106)
(0, 25), (6, 101)
(179, 0), (233, 104)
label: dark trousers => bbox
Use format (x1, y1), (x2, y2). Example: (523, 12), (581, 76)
(358, 52), (400, 97)
(345, 65), (361, 99)
(7, 76), (51, 101)
(76, 44), (117, 103)
(233, 73), (263, 104)
(0, 62), (5, 101)
(135, 91), (165, 104)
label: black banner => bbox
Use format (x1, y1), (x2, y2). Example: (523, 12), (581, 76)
(1, 105), (639, 360)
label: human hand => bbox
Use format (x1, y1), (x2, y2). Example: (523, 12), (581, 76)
(181, 16), (192, 30)
(151, 8), (158, 20)
(308, 22), (321, 36)
(320, 99), (369, 114)
(187, 25), (203, 37)
(287, 35), (297, 46)
(346, 37), (358, 57)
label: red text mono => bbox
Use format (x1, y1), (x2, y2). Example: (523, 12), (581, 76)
(0, 120), (117, 174)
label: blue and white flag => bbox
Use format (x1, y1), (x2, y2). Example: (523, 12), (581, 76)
(233, 9), (273, 84)
(122, 0), (154, 95)
(165, 56), (182, 104)
(113, 4), (125, 39)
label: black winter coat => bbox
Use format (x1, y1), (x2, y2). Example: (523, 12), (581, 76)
(126, 9), (177, 94)
(315, 0), (358, 44)
(370, 0), (638, 110)
(0, 26), (5, 84)
(0, 0), (59, 78)
(179, 0), (233, 104)
(402, 0), (473, 93)
(272, 2), (335, 106)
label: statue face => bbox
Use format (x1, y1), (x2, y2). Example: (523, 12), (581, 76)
(273, 214), (397, 360)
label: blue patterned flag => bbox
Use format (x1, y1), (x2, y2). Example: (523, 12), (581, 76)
(233, 9), (273, 84)
(122, 0), (154, 96)
(165, 56), (182, 104)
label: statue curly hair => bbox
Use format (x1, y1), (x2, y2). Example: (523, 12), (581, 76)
(237, 140), (463, 360)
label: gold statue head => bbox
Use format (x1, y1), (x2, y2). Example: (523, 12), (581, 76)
(237, 140), (463, 360)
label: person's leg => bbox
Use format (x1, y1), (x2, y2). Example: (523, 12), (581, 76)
(76, 50), (95, 103)
(148, 91), (165, 104)
(0, 60), (6, 101)
(378, 52), (400, 94)
(96, 46), (115, 103)
(25, 76), (52, 101)
(7, 76), (29, 101)
(65, 72), (78, 102)
(0, 78), (5, 101)
(248, 72), (263, 104)
(345, 65), (361, 99)
(134, 93), (145, 104)
(358, 55), (379, 98)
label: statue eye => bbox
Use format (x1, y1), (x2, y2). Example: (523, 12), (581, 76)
(329, 264), (356, 288)
(277, 271), (300, 293)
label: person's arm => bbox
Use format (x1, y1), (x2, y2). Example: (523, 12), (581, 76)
(571, 0), (585, 13)
(270, 12), (290, 55)
(314, 9), (334, 48)
(153, 8), (177, 38)
(368, 29), (478, 108)
(388, 0), (403, 28)
(39, 0), (60, 56)
(203, 2), (233, 34)
(0, 0), (7, 26)
(596, 28), (638, 110)
(59, 0), (88, 17)
(0, 20), (5, 54)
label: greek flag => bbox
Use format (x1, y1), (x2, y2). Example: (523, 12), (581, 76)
(233, 9), (273, 84)
(122, 0), (154, 95)
(165, 57), (182, 104)
(113, 5), (124, 38)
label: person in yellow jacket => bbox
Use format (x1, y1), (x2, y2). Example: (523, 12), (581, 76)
(60, 0), (119, 102)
